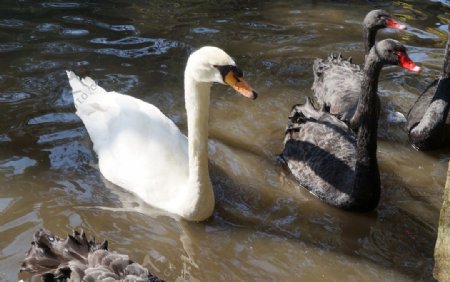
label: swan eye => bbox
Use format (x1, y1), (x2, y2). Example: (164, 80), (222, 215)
(214, 65), (243, 81)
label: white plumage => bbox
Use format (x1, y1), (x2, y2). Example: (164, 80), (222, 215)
(67, 46), (256, 221)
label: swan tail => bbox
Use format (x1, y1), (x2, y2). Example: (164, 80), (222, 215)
(66, 70), (108, 111)
(21, 229), (164, 281)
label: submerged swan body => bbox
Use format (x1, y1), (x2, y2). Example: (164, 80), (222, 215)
(21, 229), (163, 281)
(313, 10), (407, 125)
(67, 47), (257, 221)
(407, 25), (450, 150)
(282, 40), (420, 211)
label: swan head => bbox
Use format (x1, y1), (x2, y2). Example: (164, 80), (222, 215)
(364, 9), (406, 31)
(373, 39), (421, 72)
(185, 46), (258, 99)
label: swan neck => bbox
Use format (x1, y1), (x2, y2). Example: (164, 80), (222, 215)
(183, 75), (214, 220)
(185, 77), (212, 189)
(363, 27), (377, 55)
(354, 53), (382, 184)
(349, 51), (382, 206)
(409, 77), (450, 149)
(442, 31), (450, 78)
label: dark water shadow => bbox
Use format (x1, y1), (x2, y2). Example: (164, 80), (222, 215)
(204, 158), (438, 281)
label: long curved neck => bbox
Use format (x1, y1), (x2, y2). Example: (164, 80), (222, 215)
(363, 26), (377, 55)
(352, 51), (382, 204)
(410, 32), (450, 149)
(410, 77), (450, 149)
(442, 30), (450, 79)
(183, 75), (214, 220)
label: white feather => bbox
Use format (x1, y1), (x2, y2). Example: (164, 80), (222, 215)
(67, 46), (239, 221)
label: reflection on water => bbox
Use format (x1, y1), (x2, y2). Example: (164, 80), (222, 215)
(0, 0), (448, 281)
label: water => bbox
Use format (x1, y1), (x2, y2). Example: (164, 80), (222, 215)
(0, 0), (449, 281)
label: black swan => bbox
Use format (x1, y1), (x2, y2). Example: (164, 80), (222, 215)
(281, 39), (420, 211)
(21, 229), (163, 281)
(407, 24), (450, 150)
(313, 10), (407, 125)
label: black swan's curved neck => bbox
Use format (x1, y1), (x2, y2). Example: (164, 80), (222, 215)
(363, 27), (377, 55)
(410, 28), (450, 150)
(352, 50), (382, 203)
(410, 77), (450, 149)
(442, 29), (450, 79)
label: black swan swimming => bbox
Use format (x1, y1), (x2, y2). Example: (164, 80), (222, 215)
(313, 10), (407, 125)
(407, 24), (450, 150)
(281, 39), (420, 211)
(21, 229), (163, 282)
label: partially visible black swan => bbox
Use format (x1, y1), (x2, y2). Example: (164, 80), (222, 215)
(21, 229), (163, 282)
(313, 10), (407, 125)
(281, 40), (420, 211)
(407, 24), (450, 150)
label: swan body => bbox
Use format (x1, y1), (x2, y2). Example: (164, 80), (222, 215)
(67, 46), (256, 221)
(282, 40), (420, 211)
(407, 25), (450, 150)
(313, 10), (406, 126)
(21, 229), (163, 281)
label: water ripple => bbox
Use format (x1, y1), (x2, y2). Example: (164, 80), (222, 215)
(0, 156), (37, 176)
(18, 60), (62, 73)
(0, 134), (11, 142)
(90, 36), (159, 45)
(36, 23), (61, 32)
(28, 113), (79, 125)
(45, 141), (94, 169)
(0, 198), (14, 214)
(0, 43), (23, 52)
(407, 26), (440, 39)
(41, 2), (81, 8)
(0, 92), (31, 103)
(0, 19), (25, 28)
(60, 28), (89, 36)
(37, 128), (84, 144)
(242, 21), (286, 31)
(191, 27), (219, 34)
(41, 42), (87, 54)
(62, 15), (136, 33)
(95, 40), (178, 58)
(102, 74), (139, 93)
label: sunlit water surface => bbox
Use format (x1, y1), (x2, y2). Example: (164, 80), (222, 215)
(0, 0), (449, 281)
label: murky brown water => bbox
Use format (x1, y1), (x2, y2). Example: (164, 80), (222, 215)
(1, 0), (449, 281)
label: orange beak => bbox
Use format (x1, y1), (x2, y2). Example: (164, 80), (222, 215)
(224, 71), (258, 100)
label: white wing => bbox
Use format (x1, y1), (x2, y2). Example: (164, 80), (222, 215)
(67, 71), (189, 209)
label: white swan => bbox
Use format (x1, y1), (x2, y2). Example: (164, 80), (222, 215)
(67, 46), (257, 221)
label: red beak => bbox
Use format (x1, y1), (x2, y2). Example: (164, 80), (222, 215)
(396, 51), (421, 72)
(386, 18), (407, 30)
